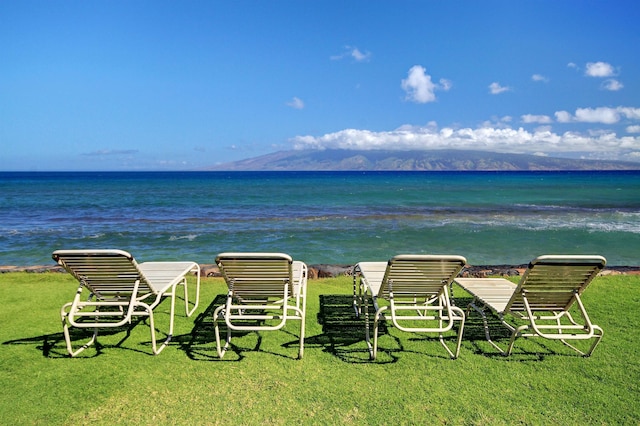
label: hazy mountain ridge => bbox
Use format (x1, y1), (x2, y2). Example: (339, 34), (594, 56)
(208, 149), (640, 171)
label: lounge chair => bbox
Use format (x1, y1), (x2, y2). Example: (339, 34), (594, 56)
(213, 252), (307, 359)
(53, 249), (200, 356)
(353, 255), (467, 360)
(454, 255), (606, 356)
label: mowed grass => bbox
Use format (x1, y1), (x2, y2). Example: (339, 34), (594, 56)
(1, 272), (639, 425)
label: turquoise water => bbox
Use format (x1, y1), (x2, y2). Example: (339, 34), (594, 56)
(1, 171), (639, 266)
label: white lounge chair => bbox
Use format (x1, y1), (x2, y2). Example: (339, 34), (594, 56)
(53, 249), (200, 356)
(354, 255), (467, 360)
(213, 252), (307, 359)
(455, 255), (606, 356)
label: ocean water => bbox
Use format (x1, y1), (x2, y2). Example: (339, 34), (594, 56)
(1, 171), (639, 267)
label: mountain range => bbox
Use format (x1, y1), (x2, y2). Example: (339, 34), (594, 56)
(207, 149), (640, 171)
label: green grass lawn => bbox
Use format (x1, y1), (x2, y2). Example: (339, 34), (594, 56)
(1, 272), (639, 425)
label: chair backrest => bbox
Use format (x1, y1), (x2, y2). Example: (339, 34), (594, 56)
(215, 253), (293, 299)
(52, 249), (152, 298)
(379, 255), (467, 299)
(505, 255), (606, 312)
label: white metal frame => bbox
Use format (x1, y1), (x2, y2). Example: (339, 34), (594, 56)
(354, 255), (467, 360)
(213, 252), (307, 359)
(53, 249), (200, 356)
(455, 255), (606, 356)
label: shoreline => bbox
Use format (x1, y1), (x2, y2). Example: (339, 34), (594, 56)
(3, 263), (640, 277)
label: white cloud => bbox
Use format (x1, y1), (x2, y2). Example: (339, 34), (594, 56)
(331, 45), (371, 62)
(532, 74), (549, 82)
(481, 116), (512, 129)
(286, 97), (305, 109)
(439, 78), (453, 91)
(401, 65), (451, 103)
(350, 47), (371, 62)
(555, 111), (572, 123)
(627, 125), (640, 134)
(585, 61), (615, 77)
(290, 124), (640, 158)
(488, 82), (510, 95)
(554, 106), (640, 124)
(619, 107), (640, 120)
(602, 79), (624, 91)
(521, 114), (552, 124)
(574, 107), (620, 124)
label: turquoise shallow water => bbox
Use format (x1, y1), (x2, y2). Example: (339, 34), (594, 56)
(1, 170), (639, 266)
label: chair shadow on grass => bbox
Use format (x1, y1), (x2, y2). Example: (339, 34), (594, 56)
(178, 294), (304, 361)
(3, 292), (199, 358)
(2, 315), (175, 358)
(305, 294), (400, 364)
(308, 295), (559, 363)
(453, 296), (579, 361)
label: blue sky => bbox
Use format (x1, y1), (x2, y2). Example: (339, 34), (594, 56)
(2, 1), (639, 170)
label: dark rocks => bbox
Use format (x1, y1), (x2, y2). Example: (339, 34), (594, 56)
(201, 264), (221, 277)
(0, 265), (64, 273)
(460, 265), (528, 278)
(309, 264), (353, 279)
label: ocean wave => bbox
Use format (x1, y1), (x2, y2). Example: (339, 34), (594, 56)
(169, 234), (198, 241)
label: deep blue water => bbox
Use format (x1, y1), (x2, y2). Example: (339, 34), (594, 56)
(1, 171), (639, 266)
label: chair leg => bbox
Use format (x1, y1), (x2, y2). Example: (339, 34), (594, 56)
(61, 305), (98, 357)
(368, 299), (388, 361)
(372, 313), (381, 360)
(452, 308), (465, 359)
(560, 325), (604, 357)
(298, 309), (306, 360)
(436, 308), (465, 359)
(505, 324), (529, 356)
(213, 305), (230, 358)
(585, 325), (604, 357)
(150, 289), (177, 355)
(182, 268), (201, 317)
(467, 301), (511, 355)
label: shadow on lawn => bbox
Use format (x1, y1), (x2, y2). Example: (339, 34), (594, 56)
(178, 294), (304, 361)
(311, 294), (482, 363)
(454, 296), (578, 361)
(2, 316), (166, 358)
(305, 294), (389, 363)
(308, 295), (564, 362)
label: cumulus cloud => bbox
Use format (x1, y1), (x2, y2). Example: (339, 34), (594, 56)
(627, 125), (640, 134)
(488, 82), (510, 94)
(585, 61), (615, 77)
(286, 97), (305, 109)
(331, 45), (372, 62)
(554, 106), (640, 124)
(555, 111), (573, 123)
(619, 107), (640, 120)
(602, 79), (624, 91)
(521, 114), (552, 124)
(290, 124), (640, 158)
(574, 107), (620, 124)
(401, 66), (435, 103)
(532, 74), (549, 82)
(401, 65), (451, 103)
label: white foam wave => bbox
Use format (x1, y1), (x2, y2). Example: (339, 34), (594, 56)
(169, 234), (198, 241)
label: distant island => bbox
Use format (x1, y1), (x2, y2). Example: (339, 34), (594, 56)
(207, 149), (640, 171)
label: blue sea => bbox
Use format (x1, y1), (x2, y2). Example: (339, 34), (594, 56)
(1, 171), (639, 267)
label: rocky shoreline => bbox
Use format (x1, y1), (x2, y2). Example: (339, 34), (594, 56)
(3, 263), (639, 277)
